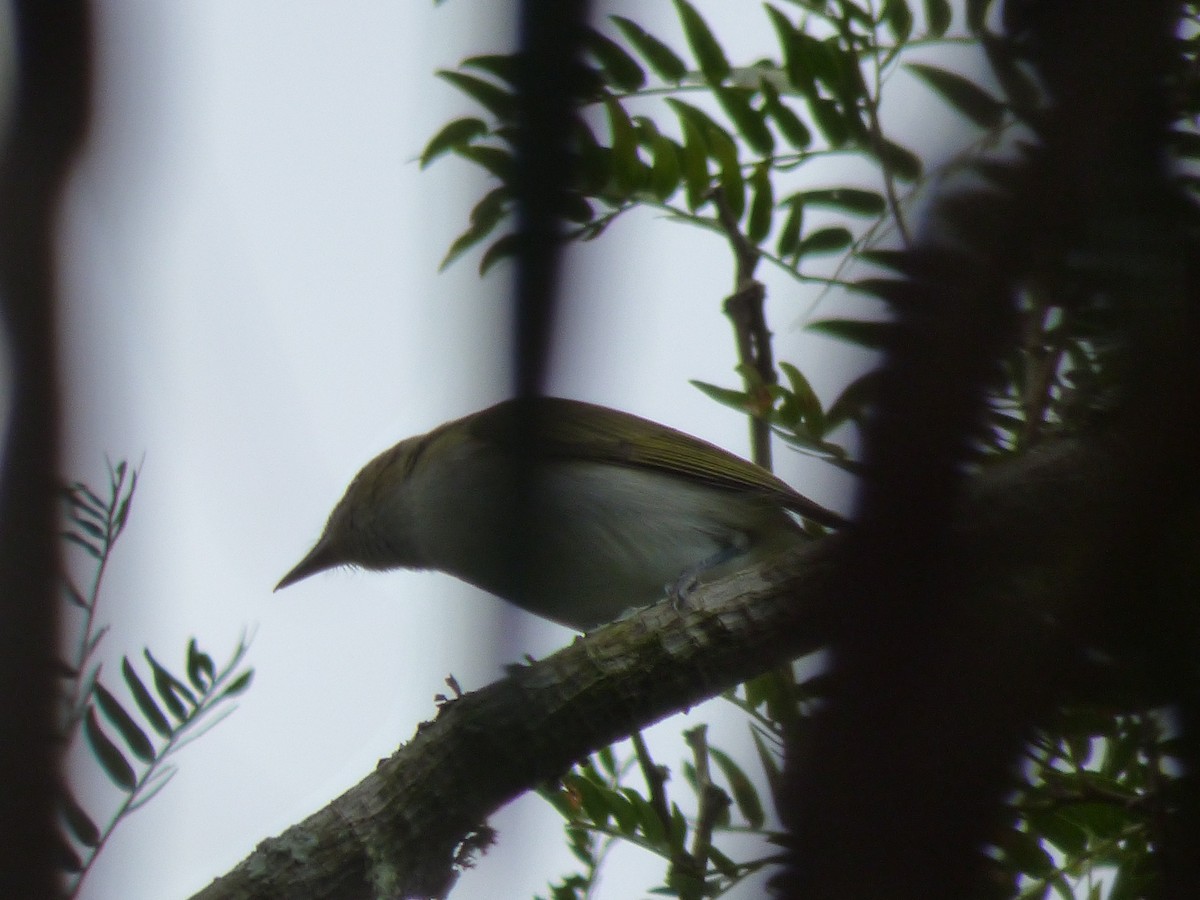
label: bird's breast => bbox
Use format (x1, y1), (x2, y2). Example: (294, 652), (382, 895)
(407, 447), (798, 628)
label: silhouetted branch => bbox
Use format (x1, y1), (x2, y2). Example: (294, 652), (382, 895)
(0, 4), (93, 896)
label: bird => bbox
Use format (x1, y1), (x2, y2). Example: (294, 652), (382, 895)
(275, 397), (843, 630)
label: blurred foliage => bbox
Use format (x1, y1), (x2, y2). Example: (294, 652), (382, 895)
(426, 0), (1200, 896)
(57, 460), (254, 898)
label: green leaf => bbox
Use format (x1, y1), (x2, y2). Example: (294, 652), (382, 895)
(72, 479), (108, 512)
(605, 96), (643, 195)
(1002, 828), (1054, 878)
(607, 789), (640, 835)
(689, 380), (750, 413)
(60, 789), (100, 847)
(454, 145), (514, 181)
(56, 836), (83, 873)
(825, 369), (883, 427)
(677, 115), (710, 210)
(144, 649), (196, 721)
(560, 192), (593, 225)
(780, 361), (824, 432)
(749, 726), (784, 800)
(566, 772), (612, 827)
(747, 162), (774, 244)
(539, 782), (576, 821)
(84, 707), (136, 792)
(94, 683), (155, 763)
(63, 577), (88, 610)
(668, 99), (740, 170)
(715, 86), (774, 156)
(122, 658), (171, 738)
(420, 117), (488, 168)
(441, 211), (504, 271)
(71, 515), (105, 542)
(834, 0), (874, 27)
(623, 788), (668, 847)
(64, 490), (101, 524)
(765, 4), (815, 95)
(111, 470), (136, 537)
(668, 802), (689, 852)
(809, 318), (894, 349)
(673, 0), (730, 83)
(708, 845), (740, 878)
(583, 26), (645, 92)
(470, 186), (510, 232)
(760, 78), (811, 149)
(649, 133), (682, 201)
(857, 248), (912, 273)
(708, 746), (765, 828)
(829, 46), (870, 133)
(461, 54), (519, 85)
(809, 97), (849, 147)
(777, 197), (804, 260)
(791, 187), (884, 215)
(925, 0), (952, 36)
(610, 16), (687, 83)
(799, 34), (842, 96)
(1025, 809), (1087, 858)
(980, 33), (1040, 113)
(712, 145), (744, 219)
(219, 669), (255, 699)
(907, 62), (1004, 129)
(882, 0), (913, 43)
(479, 233), (519, 276)
(186, 638), (215, 692)
(871, 136), (922, 180)
(595, 745), (617, 777)
(436, 70), (516, 121)
(797, 226), (853, 257)
(63, 531), (102, 560)
(668, 100), (738, 208)
(573, 118), (610, 195)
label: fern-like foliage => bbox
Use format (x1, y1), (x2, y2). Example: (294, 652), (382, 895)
(423, 0), (1030, 470)
(57, 461), (255, 898)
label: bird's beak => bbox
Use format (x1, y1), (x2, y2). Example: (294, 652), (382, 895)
(275, 535), (340, 591)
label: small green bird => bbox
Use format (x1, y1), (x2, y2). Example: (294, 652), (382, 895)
(276, 397), (843, 630)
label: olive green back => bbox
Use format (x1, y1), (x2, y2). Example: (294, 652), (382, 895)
(462, 397), (845, 529)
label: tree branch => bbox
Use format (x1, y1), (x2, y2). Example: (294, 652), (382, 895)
(190, 433), (1154, 900)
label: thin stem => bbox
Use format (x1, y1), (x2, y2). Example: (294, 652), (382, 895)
(630, 730), (671, 832)
(65, 463), (134, 726)
(860, 0), (912, 248)
(684, 725), (729, 879)
(709, 186), (775, 469)
(67, 636), (253, 899)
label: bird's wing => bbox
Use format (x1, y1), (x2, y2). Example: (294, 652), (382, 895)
(466, 397), (846, 529)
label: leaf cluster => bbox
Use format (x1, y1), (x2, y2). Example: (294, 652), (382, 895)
(57, 461), (255, 898)
(422, 0), (996, 277)
(537, 725), (782, 900)
(997, 711), (1178, 900)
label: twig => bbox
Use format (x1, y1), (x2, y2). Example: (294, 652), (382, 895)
(709, 186), (775, 469)
(684, 725), (730, 880)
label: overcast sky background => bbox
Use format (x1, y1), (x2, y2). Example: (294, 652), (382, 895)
(52, 3), (976, 898)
